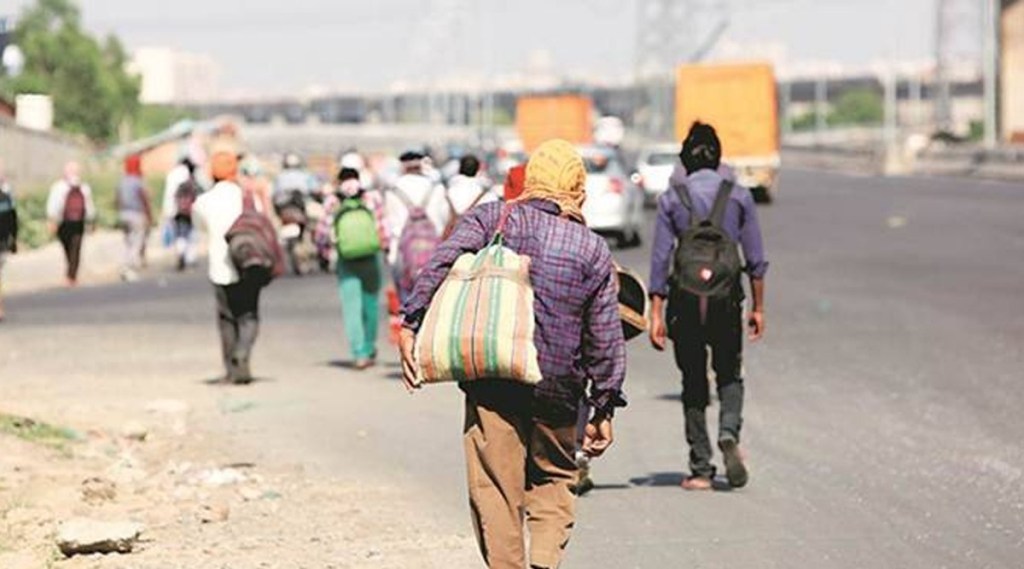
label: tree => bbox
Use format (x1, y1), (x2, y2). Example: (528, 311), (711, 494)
(829, 88), (884, 127)
(9, 0), (139, 142)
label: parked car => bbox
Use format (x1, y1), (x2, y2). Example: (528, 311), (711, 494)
(633, 143), (679, 205)
(578, 145), (644, 249)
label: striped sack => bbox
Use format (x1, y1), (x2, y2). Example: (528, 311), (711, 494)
(414, 212), (542, 386)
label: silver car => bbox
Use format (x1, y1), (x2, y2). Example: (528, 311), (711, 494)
(633, 143), (680, 205)
(579, 145), (645, 249)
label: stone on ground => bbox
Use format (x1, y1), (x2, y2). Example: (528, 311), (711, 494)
(56, 518), (144, 556)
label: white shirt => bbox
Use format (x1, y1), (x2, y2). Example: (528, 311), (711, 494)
(446, 175), (499, 217)
(192, 181), (250, 286)
(162, 164), (191, 219)
(383, 174), (450, 265)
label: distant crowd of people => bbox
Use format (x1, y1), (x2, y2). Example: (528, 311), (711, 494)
(0, 121), (768, 569)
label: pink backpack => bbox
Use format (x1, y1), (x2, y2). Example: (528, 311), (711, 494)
(395, 186), (440, 293)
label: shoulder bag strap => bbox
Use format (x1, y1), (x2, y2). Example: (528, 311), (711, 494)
(709, 180), (733, 227)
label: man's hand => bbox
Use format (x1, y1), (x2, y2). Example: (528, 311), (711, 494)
(649, 296), (667, 351)
(47, 221), (57, 237)
(748, 310), (765, 341)
(582, 416), (614, 458)
(398, 327), (421, 393)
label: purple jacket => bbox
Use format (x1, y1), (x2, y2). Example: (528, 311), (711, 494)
(649, 167), (769, 298)
(402, 200), (627, 416)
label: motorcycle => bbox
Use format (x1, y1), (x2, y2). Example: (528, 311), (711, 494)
(273, 189), (315, 276)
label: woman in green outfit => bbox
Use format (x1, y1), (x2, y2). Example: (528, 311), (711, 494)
(317, 167), (389, 369)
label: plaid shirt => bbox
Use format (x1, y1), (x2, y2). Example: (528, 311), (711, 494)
(402, 200), (627, 416)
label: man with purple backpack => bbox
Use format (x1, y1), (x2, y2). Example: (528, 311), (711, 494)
(383, 150), (450, 303)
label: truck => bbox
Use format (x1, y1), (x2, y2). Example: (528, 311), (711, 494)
(675, 62), (780, 203)
(515, 95), (593, 153)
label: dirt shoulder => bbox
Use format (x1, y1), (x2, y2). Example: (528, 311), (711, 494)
(0, 395), (476, 569)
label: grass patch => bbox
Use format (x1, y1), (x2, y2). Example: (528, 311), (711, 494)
(0, 413), (79, 454)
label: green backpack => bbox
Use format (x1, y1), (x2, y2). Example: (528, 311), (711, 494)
(333, 197), (382, 261)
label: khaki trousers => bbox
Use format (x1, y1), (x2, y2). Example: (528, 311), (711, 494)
(463, 386), (578, 569)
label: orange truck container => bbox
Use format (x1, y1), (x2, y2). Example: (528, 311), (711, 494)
(675, 62), (781, 202)
(515, 95), (594, 153)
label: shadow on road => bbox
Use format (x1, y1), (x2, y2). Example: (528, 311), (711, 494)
(200, 377), (276, 386)
(629, 472), (734, 492)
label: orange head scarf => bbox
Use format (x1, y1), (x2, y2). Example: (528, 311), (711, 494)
(211, 151), (239, 182)
(515, 139), (586, 223)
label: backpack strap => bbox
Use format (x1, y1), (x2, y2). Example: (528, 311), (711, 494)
(672, 182), (698, 225)
(392, 186), (414, 210)
(708, 180), (733, 227)
(241, 188), (256, 212)
(393, 183), (434, 213)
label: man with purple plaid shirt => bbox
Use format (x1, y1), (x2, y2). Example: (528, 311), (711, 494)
(400, 140), (626, 569)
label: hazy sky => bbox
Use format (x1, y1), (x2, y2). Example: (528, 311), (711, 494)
(0, 0), (957, 95)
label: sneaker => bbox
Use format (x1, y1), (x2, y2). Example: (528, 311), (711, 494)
(353, 358), (373, 370)
(719, 437), (749, 488)
(681, 476), (713, 491)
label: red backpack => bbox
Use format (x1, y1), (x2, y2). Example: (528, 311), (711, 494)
(225, 190), (285, 285)
(63, 186), (87, 222)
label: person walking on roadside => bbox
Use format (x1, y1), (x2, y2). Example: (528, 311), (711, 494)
(316, 167), (388, 369)
(192, 151), (265, 384)
(443, 154), (498, 236)
(382, 150), (449, 303)
(116, 155), (153, 282)
(649, 122), (769, 491)
(46, 161), (95, 287)
(163, 156), (203, 271)
(0, 163), (18, 322)
(400, 139), (626, 569)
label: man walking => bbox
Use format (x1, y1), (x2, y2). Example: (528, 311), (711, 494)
(649, 122), (768, 490)
(116, 155), (153, 282)
(0, 163), (18, 321)
(46, 161), (95, 287)
(383, 150), (449, 303)
(444, 154), (498, 219)
(192, 150), (264, 384)
(400, 140), (626, 569)
(163, 155), (203, 271)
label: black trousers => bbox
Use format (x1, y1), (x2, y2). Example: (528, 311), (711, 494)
(669, 290), (745, 479)
(57, 221), (85, 281)
(214, 277), (262, 380)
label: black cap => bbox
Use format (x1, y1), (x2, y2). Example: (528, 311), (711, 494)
(399, 150), (425, 163)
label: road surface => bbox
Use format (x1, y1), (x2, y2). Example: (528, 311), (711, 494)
(4, 168), (1023, 568)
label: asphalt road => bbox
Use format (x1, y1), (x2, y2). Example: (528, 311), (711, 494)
(4, 168), (1023, 568)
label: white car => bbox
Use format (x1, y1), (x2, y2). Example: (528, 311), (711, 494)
(633, 144), (680, 205)
(579, 145), (645, 249)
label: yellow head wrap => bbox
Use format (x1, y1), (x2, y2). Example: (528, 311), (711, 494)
(517, 139), (586, 223)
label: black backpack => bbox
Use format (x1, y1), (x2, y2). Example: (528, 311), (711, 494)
(671, 180), (743, 299)
(175, 178), (201, 219)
